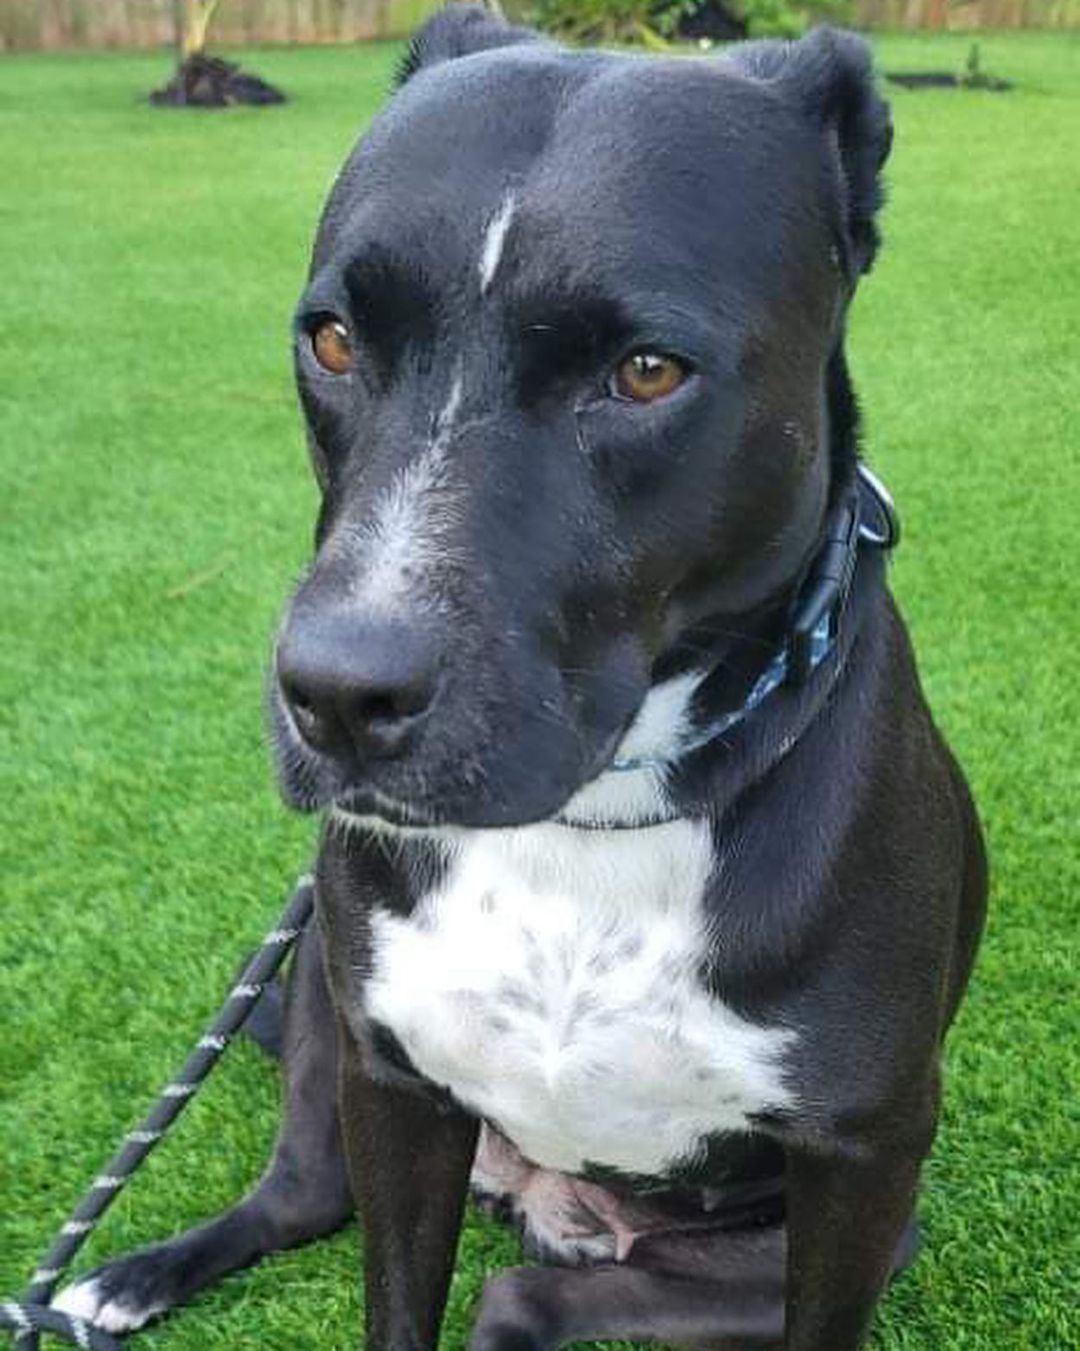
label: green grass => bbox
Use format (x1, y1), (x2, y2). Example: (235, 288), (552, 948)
(1, 29), (1077, 1351)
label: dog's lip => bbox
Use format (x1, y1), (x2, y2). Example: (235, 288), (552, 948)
(328, 735), (631, 834)
(294, 677), (635, 832)
(331, 790), (555, 833)
(333, 788), (443, 829)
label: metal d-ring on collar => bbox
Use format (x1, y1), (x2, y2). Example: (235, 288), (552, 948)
(610, 461), (900, 774)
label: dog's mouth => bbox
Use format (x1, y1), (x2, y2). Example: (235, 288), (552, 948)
(270, 660), (670, 833)
(329, 725), (638, 833)
(332, 787), (447, 832)
(327, 731), (637, 833)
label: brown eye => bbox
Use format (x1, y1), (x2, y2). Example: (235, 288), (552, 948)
(311, 319), (352, 375)
(612, 351), (688, 403)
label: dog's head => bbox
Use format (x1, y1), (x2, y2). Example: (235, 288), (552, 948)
(270, 7), (892, 829)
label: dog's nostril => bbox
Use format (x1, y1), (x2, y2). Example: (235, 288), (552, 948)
(290, 695), (320, 740)
(281, 682), (340, 753)
(357, 691), (404, 726)
(346, 681), (435, 756)
(280, 669), (436, 759)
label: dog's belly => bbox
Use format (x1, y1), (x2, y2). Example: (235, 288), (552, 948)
(365, 821), (795, 1176)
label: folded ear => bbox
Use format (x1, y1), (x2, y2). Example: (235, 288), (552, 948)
(397, 3), (543, 88)
(726, 27), (893, 276)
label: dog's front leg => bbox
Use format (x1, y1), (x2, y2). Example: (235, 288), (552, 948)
(783, 1140), (923, 1350)
(339, 1021), (479, 1351)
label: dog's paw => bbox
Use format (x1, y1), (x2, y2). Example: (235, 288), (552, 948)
(52, 1251), (174, 1334)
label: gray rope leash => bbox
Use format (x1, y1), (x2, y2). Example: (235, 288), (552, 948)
(1, 874), (315, 1351)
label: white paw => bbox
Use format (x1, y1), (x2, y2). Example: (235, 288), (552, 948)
(52, 1278), (163, 1334)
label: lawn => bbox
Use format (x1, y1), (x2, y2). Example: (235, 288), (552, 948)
(1, 28), (1077, 1351)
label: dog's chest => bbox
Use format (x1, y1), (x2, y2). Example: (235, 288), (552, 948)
(365, 822), (794, 1176)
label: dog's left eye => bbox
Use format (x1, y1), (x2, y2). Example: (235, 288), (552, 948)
(610, 352), (688, 404)
(311, 319), (353, 376)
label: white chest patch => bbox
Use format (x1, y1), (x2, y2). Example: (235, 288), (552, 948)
(365, 820), (795, 1176)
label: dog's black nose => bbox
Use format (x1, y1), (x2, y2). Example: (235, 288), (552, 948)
(277, 614), (440, 760)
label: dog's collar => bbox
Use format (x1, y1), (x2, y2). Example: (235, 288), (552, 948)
(609, 460), (899, 777)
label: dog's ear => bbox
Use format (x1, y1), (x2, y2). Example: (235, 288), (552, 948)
(396, 4), (542, 88)
(726, 27), (893, 276)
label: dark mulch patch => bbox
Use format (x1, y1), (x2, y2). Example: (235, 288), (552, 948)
(150, 54), (286, 108)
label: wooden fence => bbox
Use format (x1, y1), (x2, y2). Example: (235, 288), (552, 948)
(1, 0), (1076, 52)
(0, 0), (442, 51)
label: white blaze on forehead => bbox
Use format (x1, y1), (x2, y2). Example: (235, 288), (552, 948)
(479, 193), (516, 294)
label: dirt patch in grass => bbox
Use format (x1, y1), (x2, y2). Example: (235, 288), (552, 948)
(150, 54), (286, 108)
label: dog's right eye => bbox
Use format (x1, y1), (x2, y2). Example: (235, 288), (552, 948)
(610, 352), (688, 404)
(311, 319), (353, 376)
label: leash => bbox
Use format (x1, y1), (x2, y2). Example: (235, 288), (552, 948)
(1, 875), (315, 1351)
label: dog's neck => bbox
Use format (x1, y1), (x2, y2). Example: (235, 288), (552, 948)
(555, 461), (898, 832)
(628, 463), (895, 770)
(554, 344), (899, 833)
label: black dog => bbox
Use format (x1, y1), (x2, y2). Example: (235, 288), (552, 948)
(56, 9), (987, 1348)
